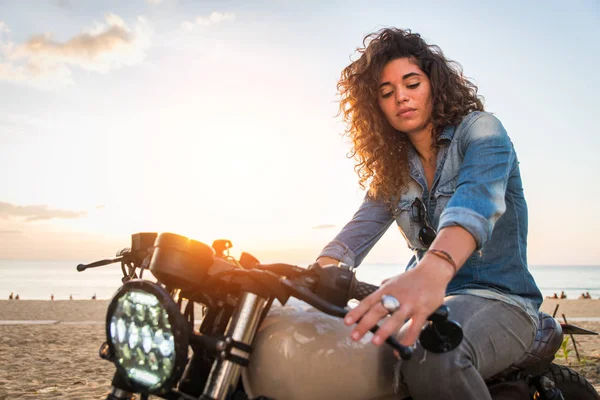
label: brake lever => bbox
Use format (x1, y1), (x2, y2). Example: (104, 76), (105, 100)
(76, 255), (129, 272)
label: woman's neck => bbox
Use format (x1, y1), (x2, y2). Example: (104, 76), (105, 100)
(409, 129), (437, 190)
(409, 128), (437, 166)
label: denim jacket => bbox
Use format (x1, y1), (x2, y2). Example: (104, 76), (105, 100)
(319, 111), (543, 313)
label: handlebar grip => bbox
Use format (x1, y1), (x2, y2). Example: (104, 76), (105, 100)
(349, 280), (378, 301)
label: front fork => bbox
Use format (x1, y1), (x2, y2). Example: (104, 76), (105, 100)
(105, 388), (136, 400)
(201, 292), (268, 400)
(104, 372), (136, 400)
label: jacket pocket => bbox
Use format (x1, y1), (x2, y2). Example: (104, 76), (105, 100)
(433, 178), (457, 228)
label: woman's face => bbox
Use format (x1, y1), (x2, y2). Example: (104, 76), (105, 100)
(377, 57), (433, 136)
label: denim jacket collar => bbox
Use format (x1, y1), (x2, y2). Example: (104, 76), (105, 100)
(438, 124), (456, 142)
(407, 124), (456, 193)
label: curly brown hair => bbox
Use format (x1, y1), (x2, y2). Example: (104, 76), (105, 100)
(338, 27), (484, 204)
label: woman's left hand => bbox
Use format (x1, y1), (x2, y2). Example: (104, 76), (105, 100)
(344, 254), (454, 347)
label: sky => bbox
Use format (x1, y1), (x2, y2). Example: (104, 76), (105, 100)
(0, 0), (598, 266)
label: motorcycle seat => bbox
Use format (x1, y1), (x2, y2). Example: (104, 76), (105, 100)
(486, 311), (563, 380)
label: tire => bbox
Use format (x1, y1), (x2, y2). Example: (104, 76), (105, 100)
(544, 363), (600, 399)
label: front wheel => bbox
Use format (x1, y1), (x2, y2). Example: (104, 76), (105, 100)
(544, 363), (599, 399)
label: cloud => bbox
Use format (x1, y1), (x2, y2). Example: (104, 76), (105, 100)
(0, 21), (10, 34)
(312, 224), (336, 230)
(0, 201), (87, 222)
(196, 12), (236, 26)
(147, 0), (164, 4)
(180, 21), (195, 32)
(181, 11), (236, 31)
(0, 14), (151, 88)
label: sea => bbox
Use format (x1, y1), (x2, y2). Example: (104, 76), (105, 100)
(0, 260), (599, 301)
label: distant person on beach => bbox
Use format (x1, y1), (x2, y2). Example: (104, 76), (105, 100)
(51, 294), (54, 301)
(9, 292), (13, 300)
(69, 294), (73, 300)
(560, 291), (567, 299)
(15, 294), (20, 300)
(551, 293), (558, 299)
(92, 293), (97, 300)
(585, 292), (592, 299)
(315, 27), (542, 399)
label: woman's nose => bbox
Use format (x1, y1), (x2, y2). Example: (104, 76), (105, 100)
(395, 88), (408, 103)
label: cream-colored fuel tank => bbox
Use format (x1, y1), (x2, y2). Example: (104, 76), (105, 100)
(241, 299), (399, 400)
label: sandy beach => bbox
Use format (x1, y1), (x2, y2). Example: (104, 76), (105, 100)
(1, 299), (599, 399)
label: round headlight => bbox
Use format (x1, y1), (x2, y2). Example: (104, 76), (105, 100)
(106, 280), (189, 394)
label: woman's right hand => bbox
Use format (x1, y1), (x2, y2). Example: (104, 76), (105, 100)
(343, 256), (452, 347)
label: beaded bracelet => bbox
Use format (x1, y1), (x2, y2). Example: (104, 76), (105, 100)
(427, 249), (458, 275)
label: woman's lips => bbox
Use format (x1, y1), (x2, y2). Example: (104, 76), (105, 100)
(397, 109), (416, 118)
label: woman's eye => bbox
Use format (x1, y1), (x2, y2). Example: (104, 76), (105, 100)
(381, 92), (393, 98)
(407, 83), (420, 89)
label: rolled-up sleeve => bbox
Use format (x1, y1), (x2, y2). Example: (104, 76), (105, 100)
(318, 194), (394, 267)
(438, 113), (516, 249)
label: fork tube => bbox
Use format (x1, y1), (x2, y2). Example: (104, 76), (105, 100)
(202, 292), (267, 400)
(105, 387), (134, 399)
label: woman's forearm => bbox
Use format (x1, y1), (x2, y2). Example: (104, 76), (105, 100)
(418, 225), (477, 280)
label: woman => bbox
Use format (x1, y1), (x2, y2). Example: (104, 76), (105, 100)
(317, 28), (542, 399)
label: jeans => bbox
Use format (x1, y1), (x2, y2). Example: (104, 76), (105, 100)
(395, 295), (537, 399)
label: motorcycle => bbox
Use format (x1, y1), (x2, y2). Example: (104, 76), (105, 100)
(77, 232), (599, 400)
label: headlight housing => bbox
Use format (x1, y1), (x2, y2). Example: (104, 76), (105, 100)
(106, 279), (189, 394)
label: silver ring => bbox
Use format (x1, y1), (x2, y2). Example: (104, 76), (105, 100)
(381, 294), (401, 314)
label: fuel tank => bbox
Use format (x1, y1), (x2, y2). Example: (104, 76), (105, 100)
(241, 299), (398, 400)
